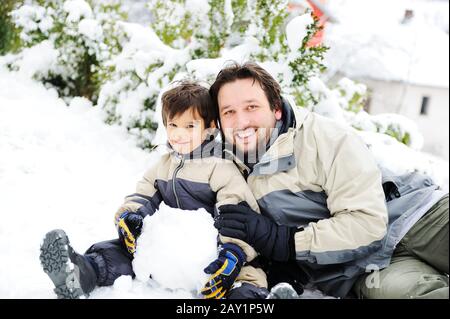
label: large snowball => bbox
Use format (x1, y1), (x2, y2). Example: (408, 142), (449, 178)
(132, 202), (218, 294)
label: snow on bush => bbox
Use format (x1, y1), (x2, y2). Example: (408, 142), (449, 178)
(4, 0), (422, 151)
(286, 14), (314, 53)
(0, 40), (58, 79)
(305, 76), (424, 149)
(97, 22), (190, 149)
(7, 0), (126, 102)
(1, 0), (440, 172)
(99, 1), (327, 148)
(133, 202), (218, 295)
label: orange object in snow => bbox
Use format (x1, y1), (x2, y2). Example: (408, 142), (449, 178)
(307, 0), (327, 47)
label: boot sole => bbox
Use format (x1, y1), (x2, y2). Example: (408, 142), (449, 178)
(40, 229), (85, 299)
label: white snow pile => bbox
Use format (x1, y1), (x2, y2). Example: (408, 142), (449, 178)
(0, 66), (157, 298)
(133, 202), (218, 295)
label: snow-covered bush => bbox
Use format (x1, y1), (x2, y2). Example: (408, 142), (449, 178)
(147, 0), (201, 49)
(100, 1), (329, 148)
(0, 0), (22, 55)
(249, 0), (290, 61)
(100, 0), (421, 149)
(4, 0), (426, 151)
(306, 76), (424, 149)
(146, 0), (235, 59)
(7, 0), (126, 102)
(97, 22), (190, 149)
(335, 77), (368, 113)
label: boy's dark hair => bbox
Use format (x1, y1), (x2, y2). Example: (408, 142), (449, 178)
(161, 81), (217, 127)
(209, 62), (282, 114)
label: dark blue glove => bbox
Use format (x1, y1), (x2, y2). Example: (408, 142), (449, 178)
(116, 212), (144, 254)
(201, 243), (246, 299)
(214, 204), (298, 262)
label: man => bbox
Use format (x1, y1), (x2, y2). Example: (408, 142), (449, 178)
(210, 62), (449, 299)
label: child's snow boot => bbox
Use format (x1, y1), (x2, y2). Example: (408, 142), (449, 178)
(40, 229), (97, 299)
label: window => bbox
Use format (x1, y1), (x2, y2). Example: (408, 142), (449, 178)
(420, 96), (430, 115)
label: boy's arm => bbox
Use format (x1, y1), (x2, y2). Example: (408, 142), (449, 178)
(114, 162), (163, 226)
(209, 162), (260, 262)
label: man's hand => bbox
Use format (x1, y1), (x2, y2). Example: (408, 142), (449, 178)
(201, 243), (246, 299)
(117, 212), (143, 254)
(214, 204), (298, 262)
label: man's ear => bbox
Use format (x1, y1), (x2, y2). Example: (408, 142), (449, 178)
(275, 107), (282, 121)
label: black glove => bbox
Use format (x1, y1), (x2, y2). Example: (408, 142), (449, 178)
(117, 212), (144, 254)
(214, 204), (298, 262)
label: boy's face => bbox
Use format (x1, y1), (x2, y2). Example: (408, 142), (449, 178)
(166, 108), (211, 155)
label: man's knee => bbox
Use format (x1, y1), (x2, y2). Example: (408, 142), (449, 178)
(407, 274), (449, 299)
(354, 257), (448, 299)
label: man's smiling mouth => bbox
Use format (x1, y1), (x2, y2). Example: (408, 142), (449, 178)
(235, 128), (256, 141)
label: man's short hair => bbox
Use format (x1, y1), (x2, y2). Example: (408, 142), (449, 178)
(209, 62), (282, 113)
(161, 81), (217, 128)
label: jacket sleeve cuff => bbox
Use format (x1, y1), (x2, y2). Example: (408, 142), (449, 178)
(218, 234), (258, 262)
(221, 243), (247, 266)
(293, 226), (313, 256)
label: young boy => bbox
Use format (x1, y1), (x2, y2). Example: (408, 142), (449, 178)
(39, 82), (269, 299)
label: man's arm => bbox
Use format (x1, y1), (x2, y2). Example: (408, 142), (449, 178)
(293, 121), (388, 264)
(215, 119), (388, 265)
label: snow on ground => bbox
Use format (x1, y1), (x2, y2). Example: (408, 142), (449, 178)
(0, 67), (165, 298)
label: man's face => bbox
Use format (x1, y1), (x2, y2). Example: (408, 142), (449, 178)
(217, 78), (282, 156)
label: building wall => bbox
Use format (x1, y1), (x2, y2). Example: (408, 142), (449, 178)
(362, 78), (449, 160)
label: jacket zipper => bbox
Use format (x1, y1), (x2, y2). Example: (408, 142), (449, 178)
(172, 156), (185, 209)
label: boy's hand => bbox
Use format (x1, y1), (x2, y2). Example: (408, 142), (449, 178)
(201, 243), (246, 299)
(117, 212), (143, 254)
